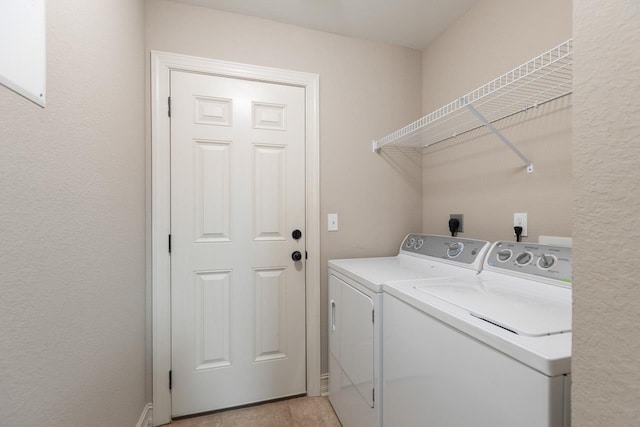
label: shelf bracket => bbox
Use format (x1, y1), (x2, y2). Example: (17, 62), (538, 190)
(372, 139), (380, 153)
(465, 104), (534, 173)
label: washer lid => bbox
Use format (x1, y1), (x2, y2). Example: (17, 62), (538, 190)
(414, 276), (571, 337)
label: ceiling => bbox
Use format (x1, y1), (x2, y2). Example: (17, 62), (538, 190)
(173, 0), (478, 50)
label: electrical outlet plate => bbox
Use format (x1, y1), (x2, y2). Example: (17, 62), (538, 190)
(450, 214), (464, 233)
(514, 213), (528, 237)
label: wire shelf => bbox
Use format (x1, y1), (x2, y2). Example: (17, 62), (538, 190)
(373, 39), (573, 153)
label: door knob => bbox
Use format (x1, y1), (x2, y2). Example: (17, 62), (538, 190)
(291, 251), (303, 262)
(292, 229), (302, 240)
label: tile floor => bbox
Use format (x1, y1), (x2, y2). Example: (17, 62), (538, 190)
(169, 396), (342, 427)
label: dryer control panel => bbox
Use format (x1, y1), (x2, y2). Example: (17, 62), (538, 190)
(400, 234), (489, 266)
(486, 241), (572, 284)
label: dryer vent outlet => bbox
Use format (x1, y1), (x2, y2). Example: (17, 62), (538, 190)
(450, 214), (464, 233)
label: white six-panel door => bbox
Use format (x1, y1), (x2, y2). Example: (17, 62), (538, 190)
(170, 71), (306, 417)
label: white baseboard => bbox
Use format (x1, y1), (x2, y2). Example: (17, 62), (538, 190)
(321, 373), (329, 397)
(136, 403), (153, 427)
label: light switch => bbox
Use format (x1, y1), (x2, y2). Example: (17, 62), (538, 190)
(328, 213), (339, 231)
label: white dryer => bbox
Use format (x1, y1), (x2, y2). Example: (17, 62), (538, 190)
(383, 241), (572, 427)
(328, 234), (490, 427)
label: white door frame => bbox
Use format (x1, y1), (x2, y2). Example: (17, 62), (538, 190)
(150, 51), (320, 426)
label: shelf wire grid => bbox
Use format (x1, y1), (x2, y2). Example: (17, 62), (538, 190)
(373, 39), (573, 151)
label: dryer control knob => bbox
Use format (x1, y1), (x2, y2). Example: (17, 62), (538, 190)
(447, 242), (464, 258)
(497, 249), (512, 262)
(515, 251), (533, 266)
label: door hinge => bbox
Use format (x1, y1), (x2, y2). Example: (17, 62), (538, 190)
(168, 234), (172, 253)
(169, 370), (172, 390)
(372, 388), (375, 403)
(168, 96), (171, 117)
(372, 310), (375, 323)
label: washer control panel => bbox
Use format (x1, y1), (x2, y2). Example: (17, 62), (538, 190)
(401, 234), (489, 265)
(487, 241), (571, 283)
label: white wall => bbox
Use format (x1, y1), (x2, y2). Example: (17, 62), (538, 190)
(145, 0), (424, 375)
(420, 0), (573, 242)
(572, 0), (640, 424)
(0, 1), (147, 426)
(0, 2), (635, 424)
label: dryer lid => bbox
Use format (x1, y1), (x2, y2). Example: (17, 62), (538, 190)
(414, 277), (571, 337)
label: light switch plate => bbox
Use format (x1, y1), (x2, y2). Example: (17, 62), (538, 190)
(328, 213), (338, 232)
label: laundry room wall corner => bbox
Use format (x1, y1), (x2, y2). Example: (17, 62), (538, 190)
(420, 0), (573, 242)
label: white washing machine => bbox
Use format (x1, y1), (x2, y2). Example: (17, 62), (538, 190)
(328, 234), (490, 427)
(383, 241), (572, 427)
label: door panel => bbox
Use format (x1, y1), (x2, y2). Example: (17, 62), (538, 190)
(254, 267), (287, 362)
(170, 71), (306, 417)
(194, 141), (231, 242)
(253, 144), (286, 240)
(340, 279), (374, 408)
(329, 275), (375, 408)
(194, 270), (231, 370)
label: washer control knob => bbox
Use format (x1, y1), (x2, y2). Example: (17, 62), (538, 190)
(406, 236), (416, 248)
(537, 254), (557, 269)
(515, 251), (533, 266)
(415, 238), (424, 250)
(447, 242), (464, 258)
(497, 249), (512, 262)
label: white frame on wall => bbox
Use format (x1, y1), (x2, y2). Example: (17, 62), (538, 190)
(0, 0), (46, 107)
(150, 51), (321, 426)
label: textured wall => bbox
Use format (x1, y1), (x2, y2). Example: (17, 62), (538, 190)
(420, 0), (573, 242)
(146, 0), (423, 375)
(572, 0), (640, 424)
(0, 1), (147, 426)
